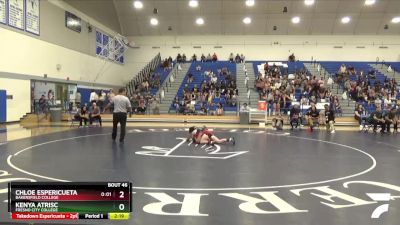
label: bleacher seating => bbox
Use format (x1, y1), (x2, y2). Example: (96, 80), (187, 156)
(388, 62), (400, 73)
(149, 65), (173, 96)
(320, 62), (387, 84)
(170, 61), (237, 113)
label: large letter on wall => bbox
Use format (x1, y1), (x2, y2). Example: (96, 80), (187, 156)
(291, 186), (375, 209)
(143, 192), (208, 216)
(219, 192), (307, 214)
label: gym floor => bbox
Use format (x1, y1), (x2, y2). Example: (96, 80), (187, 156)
(0, 124), (399, 225)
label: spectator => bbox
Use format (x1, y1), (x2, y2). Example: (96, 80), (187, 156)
(216, 103), (224, 116)
(75, 106), (89, 127)
(151, 98), (160, 115)
(367, 107), (386, 133)
(240, 54), (245, 63)
(201, 54), (206, 62)
(288, 54), (295, 62)
(48, 90), (54, 105)
(384, 106), (397, 133)
(200, 103), (208, 115)
(206, 54), (212, 62)
(324, 104), (335, 134)
(89, 103), (102, 127)
(240, 103), (250, 112)
(75, 91), (81, 108)
(212, 53), (218, 62)
(307, 104), (319, 132)
(130, 94), (139, 114)
(387, 65), (393, 73)
(187, 73), (194, 83)
(289, 104), (301, 130)
(229, 53), (234, 63)
(192, 54), (197, 62)
(98, 90), (106, 113)
(354, 104), (366, 130)
(182, 54), (187, 62)
(38, 95), (47, 113)
(89, 90), (98, 104)
(272, 114), (284, 130)
(196, 64), (201, 71)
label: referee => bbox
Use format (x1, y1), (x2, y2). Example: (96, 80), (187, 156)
(109, 88), (131, 142)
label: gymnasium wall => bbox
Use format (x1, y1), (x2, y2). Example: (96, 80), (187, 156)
(0, 0), (149, 122)
(127, 35), (400, 64)
(0, 78), (30, 122)
(0, 0), (139, 87)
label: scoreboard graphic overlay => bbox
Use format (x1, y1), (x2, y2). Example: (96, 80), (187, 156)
(8, 182), (132, 221)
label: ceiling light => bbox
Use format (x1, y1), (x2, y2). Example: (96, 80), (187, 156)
(243, 17), (252, 24)
(341, 16), (351, 24)
(364, 0), (376, 6)
(291, 16), (300, 24)
(245, 0), (255, 7)
(189, 0), (198, 8)
(392, 17), (400, 24)
(304, 0), (315, 6)
(196, 18), (204, 25)
(133, 0), (143, 9)
(150, 18), (158, 26)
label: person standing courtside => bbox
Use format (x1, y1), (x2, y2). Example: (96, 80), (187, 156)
(109, 88), (131, 142)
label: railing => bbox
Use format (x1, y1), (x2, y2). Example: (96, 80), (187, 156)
(126, 53), (161, 96)
(158, 64), (179, 105)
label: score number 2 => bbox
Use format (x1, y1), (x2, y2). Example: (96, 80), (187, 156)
(118, 191), (126, 211)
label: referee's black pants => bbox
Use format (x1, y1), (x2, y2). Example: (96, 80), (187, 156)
(112, 112), (127, 141)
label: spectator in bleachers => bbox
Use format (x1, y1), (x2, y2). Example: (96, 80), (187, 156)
(240, 103), (250, 112)
(324, 104), (335, 134)
(206, 54), (212, 62)
(199, 103), (208, 115)
(240, 54), (245, 63)
(177, 54), (182, 63)
(98, 90), (106, 113)
(215, 103), (223, 116)
(75, 91), (81, 108)
(307, 104), (319, 132)
(288, 54), (295, 62)
(192, 54), (197, 62)
(339, 64), (347, 74)
(354, 104), (366, 130)
(200, 54), (206, 62)
(229, 53), (234, 63)
(387, 65), (393, 73)
(272, 90), (281, 116)
(182, 54), (187, 62)
(137, 96), (146, 114)
(89, 90), (98, 104)
(332, 95), (342, 116)
(212, 53), (218, 62)
(151, 98), (160, 115)
(187, 73), (194, 84)
(130, 94), (139, 114)
(196, 64), (201, 71)
(235, 54), (240, 63)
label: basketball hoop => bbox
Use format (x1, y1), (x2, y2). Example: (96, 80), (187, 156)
(115, 34), (135, 49)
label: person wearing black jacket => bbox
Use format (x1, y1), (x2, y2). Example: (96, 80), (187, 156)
(324, 104), (335, 134)
(289, 104), (301, 130)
